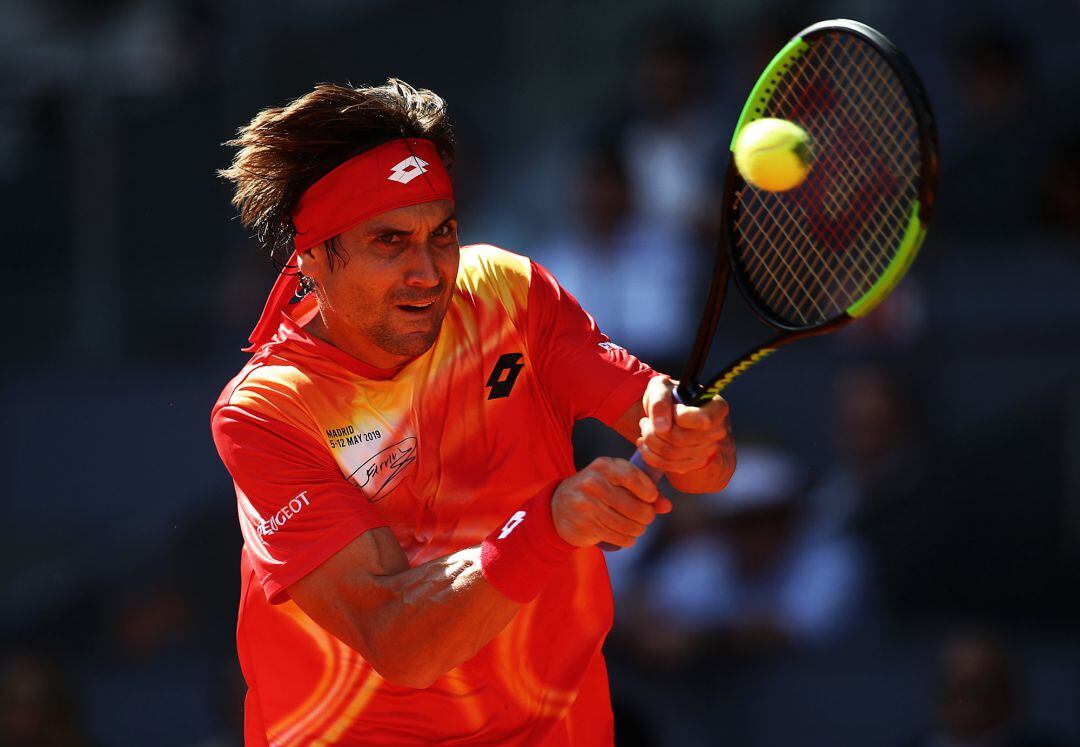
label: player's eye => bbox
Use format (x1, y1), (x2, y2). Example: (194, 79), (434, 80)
(376, 233), (402, 245)
(431, 223), (455, 239)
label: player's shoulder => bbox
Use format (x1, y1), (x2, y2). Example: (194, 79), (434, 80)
(454, 243), (538, 315)
(457, 243), (534, 291)
(211, 352), (319, 433)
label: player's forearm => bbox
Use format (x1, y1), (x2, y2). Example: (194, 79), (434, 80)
(291, 486), (578, 688)
(357, 545), (521, 688)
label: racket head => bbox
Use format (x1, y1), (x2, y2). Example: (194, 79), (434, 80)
(723, 19), (939, 335)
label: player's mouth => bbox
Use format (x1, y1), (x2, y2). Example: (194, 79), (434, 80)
(395, 298), (439, 314)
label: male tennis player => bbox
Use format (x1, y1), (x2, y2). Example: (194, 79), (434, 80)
(212, 79), (735, 746)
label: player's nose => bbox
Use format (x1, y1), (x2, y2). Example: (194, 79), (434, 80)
(404, 243), (441, 287)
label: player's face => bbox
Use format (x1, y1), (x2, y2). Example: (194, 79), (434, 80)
(303, 200), (459, 367)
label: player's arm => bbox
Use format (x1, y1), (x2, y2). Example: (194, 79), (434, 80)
(519, 260), (734, 493)
(286, 527), (516, 689)
(287, 457), (669, 689)
(612, 374), (736, 494)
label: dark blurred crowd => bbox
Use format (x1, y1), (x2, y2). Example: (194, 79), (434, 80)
(3, 1), (1079, 745)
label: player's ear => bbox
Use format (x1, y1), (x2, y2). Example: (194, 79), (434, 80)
(296, 243), (330, 282)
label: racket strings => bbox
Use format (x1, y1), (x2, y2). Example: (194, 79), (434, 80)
(765, 49), (913, 317)
(826, 38), (917, 271)
(788, 67), (897, 288)
(782, 41), (913, 308)
(735, 32), (921, 327)
(740, 199), (839, 319)
(797, 36), (918, 287)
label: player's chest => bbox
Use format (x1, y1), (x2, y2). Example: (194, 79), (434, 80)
(312, 338), (568, 538)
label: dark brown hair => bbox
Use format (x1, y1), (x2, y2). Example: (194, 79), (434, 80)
(219, 79), (455, 268)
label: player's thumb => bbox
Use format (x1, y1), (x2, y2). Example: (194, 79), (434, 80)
(645, 375), (674, 434)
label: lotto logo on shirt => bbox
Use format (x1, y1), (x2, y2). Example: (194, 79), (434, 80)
(257, 491), (311, 537)
(486, 353), (524, 400)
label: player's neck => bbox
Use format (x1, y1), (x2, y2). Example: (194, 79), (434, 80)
(304, 312), (412, 371)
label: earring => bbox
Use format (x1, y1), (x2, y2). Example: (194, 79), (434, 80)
(296, 273), (317, 297)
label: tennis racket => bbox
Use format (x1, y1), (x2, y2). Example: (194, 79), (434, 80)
(630, 19), (939, 483)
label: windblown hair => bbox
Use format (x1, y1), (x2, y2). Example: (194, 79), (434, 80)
(219, 79), (455, 268)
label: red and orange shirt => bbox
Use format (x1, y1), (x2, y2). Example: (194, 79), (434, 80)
(211, 244), (653, 745)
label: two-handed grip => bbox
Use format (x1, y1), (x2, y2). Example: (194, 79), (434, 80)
(597, 385), (693, 551)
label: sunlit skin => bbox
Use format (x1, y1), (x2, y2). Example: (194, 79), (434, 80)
(297, 199), (459, 369)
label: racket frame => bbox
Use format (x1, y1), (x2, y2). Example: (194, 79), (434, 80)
(680, 19), (939, 406)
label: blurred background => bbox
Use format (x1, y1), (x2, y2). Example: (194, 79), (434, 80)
(2, 0), (1079, 744)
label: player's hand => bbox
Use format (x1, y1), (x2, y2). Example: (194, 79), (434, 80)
(550, 457), (673, 548)
(637, 374), (736, 493)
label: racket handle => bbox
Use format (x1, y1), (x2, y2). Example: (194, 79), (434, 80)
(599, 385), (692, 551)
(630, 449), (664, 483)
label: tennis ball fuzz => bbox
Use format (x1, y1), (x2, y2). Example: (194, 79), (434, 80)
(733, 118), (812, 192)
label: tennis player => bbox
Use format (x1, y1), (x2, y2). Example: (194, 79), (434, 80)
(212, 79), (735, 746)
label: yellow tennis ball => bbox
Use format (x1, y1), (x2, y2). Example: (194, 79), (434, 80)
(733, 118), (812, 192)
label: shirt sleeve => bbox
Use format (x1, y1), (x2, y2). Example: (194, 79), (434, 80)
(212, 404), (389, 604)
(526, 260), (655, 426)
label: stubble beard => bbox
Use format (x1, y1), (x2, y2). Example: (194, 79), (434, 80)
(367, 300), (450, 358)
(370, 320), (443, 357)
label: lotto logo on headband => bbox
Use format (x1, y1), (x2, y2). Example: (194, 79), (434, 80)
(388, 156), (429, 184)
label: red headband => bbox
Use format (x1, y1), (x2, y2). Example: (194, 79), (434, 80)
(245, 138), (454, 351)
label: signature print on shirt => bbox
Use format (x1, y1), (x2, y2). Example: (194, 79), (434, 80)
(348, 437), (418, 502)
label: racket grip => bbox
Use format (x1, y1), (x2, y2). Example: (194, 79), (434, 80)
(597, 452), (664, 552)
(630, 449), (664, 484)
(598, 383), (689, 552)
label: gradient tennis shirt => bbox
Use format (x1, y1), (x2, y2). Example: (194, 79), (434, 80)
(211, 244), (654, 745)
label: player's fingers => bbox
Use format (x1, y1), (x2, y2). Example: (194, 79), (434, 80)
(639, 414), (730, 449)
(636, 429), (718, 463)
(602, 485), (660, 525)
(673, 397), (729, 430)
(589, 457), (660, 503)
(638, 452), (714, 477)
(654, 495), (674, 514)
(637, 440), (718, 475)
(671, 404), (710, 431)
(644, 375), (675, 435)
(596, 527), (641, 549)
(593, 501), (649, 538)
